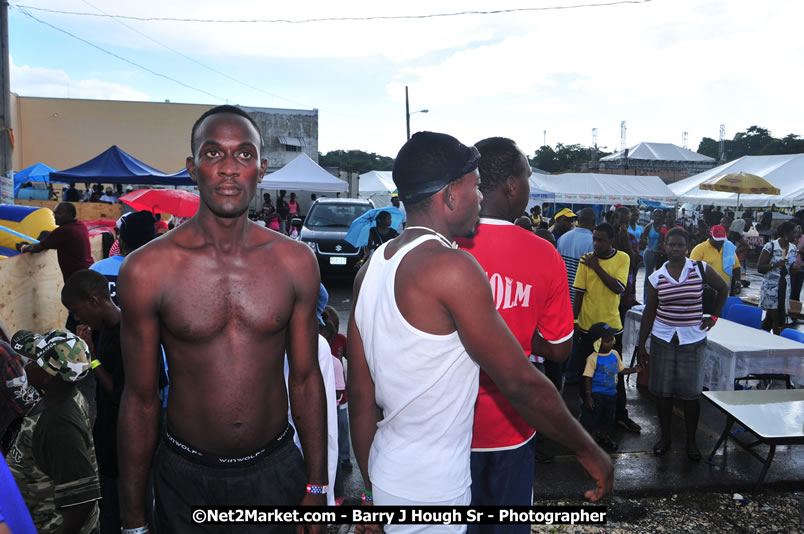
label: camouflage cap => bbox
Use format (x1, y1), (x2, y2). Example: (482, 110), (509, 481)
(11, 329), (90, 383)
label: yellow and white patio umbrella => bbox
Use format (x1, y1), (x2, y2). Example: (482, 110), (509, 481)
(698, 172), (780, 208)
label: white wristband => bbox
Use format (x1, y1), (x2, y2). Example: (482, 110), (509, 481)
(121, 526), (150, 534)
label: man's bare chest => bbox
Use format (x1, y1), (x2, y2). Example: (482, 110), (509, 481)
(159, 260), (293, 341)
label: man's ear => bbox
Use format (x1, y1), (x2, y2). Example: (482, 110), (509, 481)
(259, 158), (268, 180)
(443, 185), (455, 210)
(186, 156), (197, 184)
(506, 175), (520, 198)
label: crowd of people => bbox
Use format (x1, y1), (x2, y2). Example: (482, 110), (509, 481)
(59, 183), (128, 204)
(1, 105), (802, 534)
(259, 190), (318, 236)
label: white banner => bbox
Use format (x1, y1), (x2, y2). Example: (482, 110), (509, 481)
(0, 171), (14, 205)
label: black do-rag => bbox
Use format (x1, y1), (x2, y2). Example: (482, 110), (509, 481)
(393, 132), (480, 205)
(119, 210), (157, 251)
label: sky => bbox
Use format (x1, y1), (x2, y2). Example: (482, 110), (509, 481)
(8, 0), (804, 160)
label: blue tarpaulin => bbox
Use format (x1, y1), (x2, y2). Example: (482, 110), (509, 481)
(13, 162), (57, 195)
(639, 200), (674, 210)
(49, 146), (195, 186)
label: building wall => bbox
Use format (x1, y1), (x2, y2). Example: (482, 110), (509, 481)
(11, 95), (318, 174)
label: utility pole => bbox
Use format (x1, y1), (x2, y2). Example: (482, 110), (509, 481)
(404, 86), (428, 141)
(0, 0), (12, 202)
(405, 85), (410, 141)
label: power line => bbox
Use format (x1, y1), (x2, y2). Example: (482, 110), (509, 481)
(16, 7), (228, 102)
(75, 0), (311, 109)
(13, 5), (380, 120)
(12, 1), (654, 24)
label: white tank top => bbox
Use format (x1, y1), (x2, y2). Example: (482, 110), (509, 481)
(355, 235), (479, 502)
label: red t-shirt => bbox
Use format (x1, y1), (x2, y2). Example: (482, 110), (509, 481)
(329, 334), (347, 360)
(457, 219), (574, 450)
(39, 220), (94, 281)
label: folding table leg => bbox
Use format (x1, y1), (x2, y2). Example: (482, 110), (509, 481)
(709, 416), (735, 460)
(756, 445), (776, 488)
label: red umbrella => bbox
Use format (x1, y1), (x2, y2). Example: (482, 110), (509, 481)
(120, 189), (200, 218)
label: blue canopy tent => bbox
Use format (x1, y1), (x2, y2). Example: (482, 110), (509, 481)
(152, 168), (195, 187)
(13, 162), (57, 195)
(49, 146), (192, 185)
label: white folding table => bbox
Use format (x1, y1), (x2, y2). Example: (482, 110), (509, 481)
(704, 389), (804, 486)
(623, 308), (804, 390)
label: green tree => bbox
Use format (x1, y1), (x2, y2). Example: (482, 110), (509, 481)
(529, 144), (609, 173)
(697, 137), (722, 159)
(760, 134), (804, 155)
(731, 125), (774, 159)
(697, 126), (804, 161)
(318, 150), (394, 173)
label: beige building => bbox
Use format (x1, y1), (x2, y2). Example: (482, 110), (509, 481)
(10, 94), (319, 174)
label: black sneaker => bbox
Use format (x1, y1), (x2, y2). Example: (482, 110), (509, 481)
(595, 435), (619, 452)
(616, 417), (642, 433)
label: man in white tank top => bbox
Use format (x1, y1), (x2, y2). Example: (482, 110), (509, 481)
(348, 132), (613, 533)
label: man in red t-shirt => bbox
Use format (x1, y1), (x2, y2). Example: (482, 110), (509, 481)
(21, 202), (94, 333)
(20, 202), (94, 282)
(457, 137), (576, 530)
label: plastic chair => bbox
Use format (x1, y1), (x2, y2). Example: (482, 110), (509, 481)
(724, 304), (762, 329)
(780, 328), (804, 344)
(720, 296), (744, 318)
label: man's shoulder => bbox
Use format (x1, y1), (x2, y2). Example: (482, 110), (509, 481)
(34, 396), (87, 439)
(690, 241), (707, 257)
(90, 255), (123, 272)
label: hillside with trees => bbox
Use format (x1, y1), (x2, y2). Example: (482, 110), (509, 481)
(697, 126), (804, 161)
(318, 150), (394, 172)
(528, 144), (612, 173)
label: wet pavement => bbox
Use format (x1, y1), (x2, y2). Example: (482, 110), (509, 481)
(321, 261), (804, 515)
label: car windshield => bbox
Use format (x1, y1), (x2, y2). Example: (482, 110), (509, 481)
(305, 203), (372, 228)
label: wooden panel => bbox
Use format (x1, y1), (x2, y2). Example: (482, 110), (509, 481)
(13, 199), (54, 210)
(14, 199), (123, 221)
(89, 234), (104, 263)
(78, 202), (123, 221)
(0, 250), (67, 335)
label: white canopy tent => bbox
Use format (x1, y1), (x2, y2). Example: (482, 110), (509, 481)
(669, 154), (804, 208)
(258, 153), (348, 193)
(357, 170), (395, 207)
(601, 142), (715, 163)
(529, 173), (677, 205)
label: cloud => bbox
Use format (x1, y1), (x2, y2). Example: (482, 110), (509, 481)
(10, 57), (150, 101)
(22, 0), (500, 62)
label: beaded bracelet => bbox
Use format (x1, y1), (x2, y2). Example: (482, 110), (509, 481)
(306, 484), (328, 494)
(121, 526), (150, 534)
(362, 490), (373, 503)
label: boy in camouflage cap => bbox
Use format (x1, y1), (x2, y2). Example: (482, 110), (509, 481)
(5, 328), (100, 534)
(11, 329), (91, 383)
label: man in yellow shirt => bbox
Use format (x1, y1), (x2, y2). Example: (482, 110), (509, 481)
(572, 222), (640, 433)
(689, 224), (741, 295)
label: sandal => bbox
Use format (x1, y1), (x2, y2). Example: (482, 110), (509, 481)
(653, 438), (672, 455)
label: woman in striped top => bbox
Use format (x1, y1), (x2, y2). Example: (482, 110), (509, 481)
(636, 228), (729, 460)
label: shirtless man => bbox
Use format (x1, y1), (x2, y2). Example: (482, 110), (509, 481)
(348, 132), (612, 533)
(117, 105), (326, 534)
